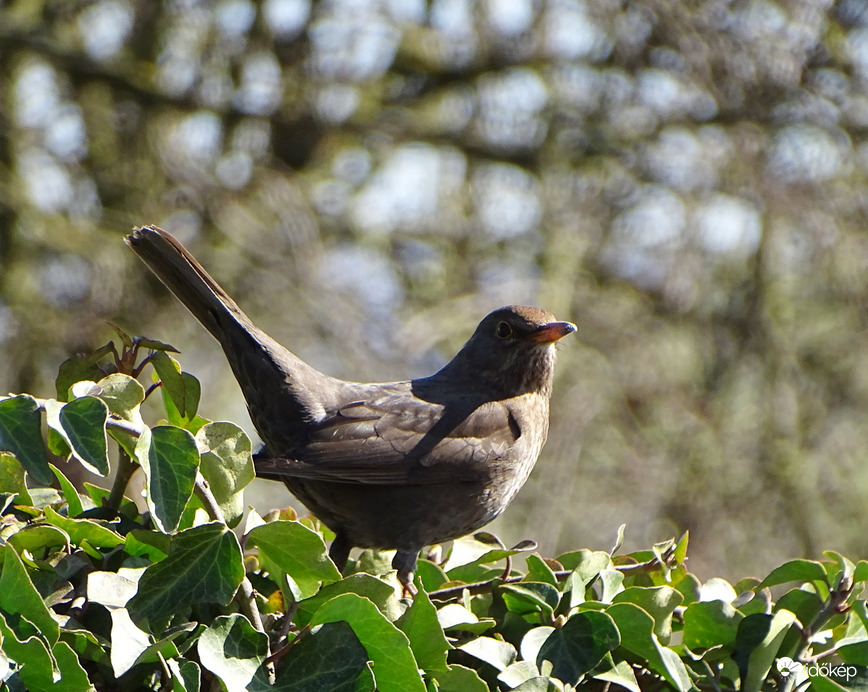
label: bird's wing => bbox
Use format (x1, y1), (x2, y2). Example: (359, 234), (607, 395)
(254, 392), (521, 485)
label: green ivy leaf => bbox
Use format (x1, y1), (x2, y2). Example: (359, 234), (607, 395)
(51, 639), (93, 691)
(55, 343), (114, 401)
(0, 452), (32, 505)
(606, 602), (691, 691)
(520, 627), (554, 664)
(196, 422), (254, 528)
(396, 580), (450, 673)
(853, 561), (868, 584)
(598, 568), (625, 603)
(0, 611), (58, 692)
(500, 581), (561, 618)
(167, 659), (201, 692)
(497, 660), (542, 689)
(775, 588), (825, 657)
(127, 523), (244, 623)
(312, 593), (425, 692)
(135, 425), (199, 533)
(435, 603), (495, 635)
(536, 611), (619, 685)
(457, 636), (517, 672)
(151, 352), (196, 422)
(414, 558), (448, 592)
(755, 559), (830, 591)
(0, 395), (51, 486)
(682, 599), (743, 650)
(198, 614), (268, 690)
(429, 664), (489, 692)
(44, 506), (124, 549)
(50, 464), (86, 516)
(294, 573), (398, 628)
(7, 524), (70, 555)
(674, 572), (702, 605)
(124, 530), (171, 562)
(270, 620), (374, 692)
(525, 553), (558, 586)
(96, 373), (146, 456)
(135, 337), (179, 353)
(734, 610), (798, 692)
(47, 396), (110, 476)
(558, 549), (612, 578)
(611, 586), (684, 642)
(109, 608), (152, 677)
(0, 544), (60, 645)
(97, 372), (145, 420)
(247, 520), (341, 601)
(592, 655), (641, 692)
(165, 372), (203, 430)
(446, 536), (537, 583)
(87, 570), (140, 609)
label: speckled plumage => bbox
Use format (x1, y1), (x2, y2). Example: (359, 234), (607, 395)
(127, 226), (576, 590)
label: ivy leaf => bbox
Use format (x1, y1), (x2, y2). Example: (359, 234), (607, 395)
(606, 602), (691, 692)
(270, 621), (373, 692)
(196, 422), (255, 528)
(44, 396), (110, 476)
(163, 372), (203, 430)
(294, 574), (398, 628)
(536, 611), (620, 685)
(135, 337), (179, 353)
(50, 463), (86, 516)
(396, 579), (450, 673)
(733, 610), (798, 692)
(682, 599), (743, 650)
(1, 452), (32, 505)
(198, 614), (268, 690)
(55, 342), (114, 401)
(127, 523), (244, 624)
(135, 425), (199, 533)
(7, 524), (70, 554)
(0, 544), (60, 645)
(0, 612), (58, 691)
(150, 351), (193, 421)
(755, 559), (830, 591)
(0, 395), (51, 486)
(429, 664), (488, 692)
(247, 520), (341, 601)
(43, 506), (124, 549)
(611, 586), (684, 642)
(500, 582), (561, 618)
(311, 593), (425, 692)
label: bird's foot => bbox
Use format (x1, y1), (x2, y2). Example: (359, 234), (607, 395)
(393, 549), (419, 598)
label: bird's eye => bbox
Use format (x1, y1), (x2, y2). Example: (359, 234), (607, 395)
(495, 321), (513, 339)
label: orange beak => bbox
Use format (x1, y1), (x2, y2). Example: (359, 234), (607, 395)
(530, 321), (577, 344)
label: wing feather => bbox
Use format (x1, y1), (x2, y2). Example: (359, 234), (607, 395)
(254, 393), (520, 485)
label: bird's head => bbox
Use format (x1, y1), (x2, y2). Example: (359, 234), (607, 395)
(440, 306), (576, 397)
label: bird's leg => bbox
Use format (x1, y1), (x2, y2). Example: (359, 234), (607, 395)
(392, 549), (419, 597)
(329, 533), (352, 575)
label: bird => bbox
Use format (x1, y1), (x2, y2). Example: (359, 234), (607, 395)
(126, 225), (576, 593)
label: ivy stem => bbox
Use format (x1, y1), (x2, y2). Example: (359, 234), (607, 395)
(782, 573), (854, 692)
(194, 475), (265, 638)
(107, 447), (136, 512)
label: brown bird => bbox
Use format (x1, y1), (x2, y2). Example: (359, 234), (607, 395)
(126, 226), (575, 592)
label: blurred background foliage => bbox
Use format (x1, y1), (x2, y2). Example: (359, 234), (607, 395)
(2, 0), (868, 581)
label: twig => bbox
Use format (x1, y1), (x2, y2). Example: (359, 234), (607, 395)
(428, 551), (675, 600)
(106, 447), (136, 512)
(781, 573), (854, 692)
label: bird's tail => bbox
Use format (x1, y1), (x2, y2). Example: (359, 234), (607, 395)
(126, 225), (329, 448)
(125, 225), (253, 340)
